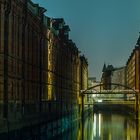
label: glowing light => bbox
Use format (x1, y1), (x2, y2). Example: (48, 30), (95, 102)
(99, 113), (101, 137)
(94, 114), (96, 137)
(48, 85), (52, 100)
(92, 94), (96, 98)
(97, 99), (102, 102)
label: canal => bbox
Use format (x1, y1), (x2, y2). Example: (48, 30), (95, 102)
(54, 111), (139, 140)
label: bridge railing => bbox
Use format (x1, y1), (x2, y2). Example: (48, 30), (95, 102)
(81, 89), (139, 94)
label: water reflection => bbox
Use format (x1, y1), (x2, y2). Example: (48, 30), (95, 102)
(55, 112), (139, 140)
(84, 112), (137, 140)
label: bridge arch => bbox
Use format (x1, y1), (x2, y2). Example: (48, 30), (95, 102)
(81, 82), (138, 95)
(80, 82), (139, 119)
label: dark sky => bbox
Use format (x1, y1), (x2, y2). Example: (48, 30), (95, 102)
(33, 0), (140, 80)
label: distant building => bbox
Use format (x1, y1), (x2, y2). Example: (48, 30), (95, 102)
(101, 64), (126, 90)
(88, 77), (101, 91)
(111, 66), (126, 90)
(101, 64), (114, 89)
(88, 77), (102, 102)
(88, 77), (96, 87)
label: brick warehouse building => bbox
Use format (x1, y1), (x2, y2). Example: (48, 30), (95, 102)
(0, 0), (88, 139)
(126, 36), (140, 92)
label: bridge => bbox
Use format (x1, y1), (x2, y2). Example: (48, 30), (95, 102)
(81, 83), (139, 119)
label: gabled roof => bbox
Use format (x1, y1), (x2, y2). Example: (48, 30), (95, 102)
(102, 63), (106, 72)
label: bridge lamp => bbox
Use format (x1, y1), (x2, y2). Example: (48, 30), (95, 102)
(92, 94), (96, 98)
(97, 99), (102, 103)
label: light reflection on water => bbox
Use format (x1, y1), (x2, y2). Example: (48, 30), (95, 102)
(84, 112), (137, 140)
(56, 112), (139, 140)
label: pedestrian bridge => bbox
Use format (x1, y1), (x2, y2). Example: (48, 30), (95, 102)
(81, 83), (139, 119)
(81, 83), (139, 102)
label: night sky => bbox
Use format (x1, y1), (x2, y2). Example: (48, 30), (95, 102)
(32, 0), (140, 80)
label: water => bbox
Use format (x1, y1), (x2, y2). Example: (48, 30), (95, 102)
(55, 111), (139, 140)
(84, 112), (137, 140)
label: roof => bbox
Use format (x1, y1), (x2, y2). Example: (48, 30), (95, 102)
(27, 0), (47, 16)
(126, 45), (140, 65)
(102, 63), (106, 72)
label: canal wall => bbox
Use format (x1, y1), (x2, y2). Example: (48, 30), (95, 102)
(83, 105), (93, 120)
(0, 103), (94, 140)
(0, 103), (81, 140)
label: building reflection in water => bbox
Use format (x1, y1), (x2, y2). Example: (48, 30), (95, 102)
(54, 112), (139, 140)
(85, 112), (137, 140)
